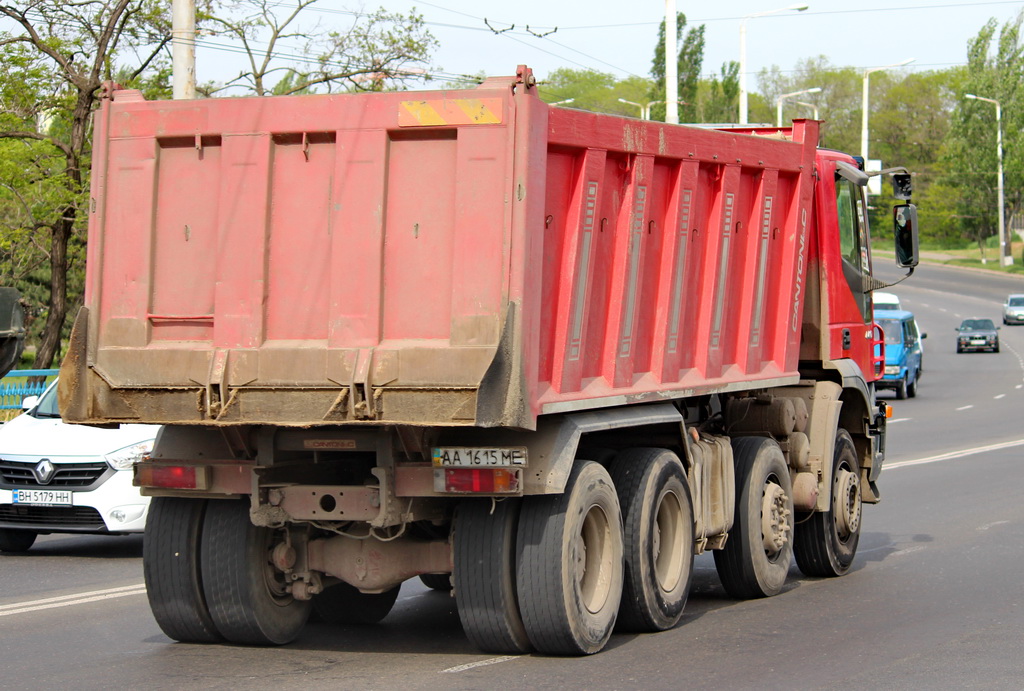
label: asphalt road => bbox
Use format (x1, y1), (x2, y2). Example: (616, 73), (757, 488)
(2, 260), (1023, 690)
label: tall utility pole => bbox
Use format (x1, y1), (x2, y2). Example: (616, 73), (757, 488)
(665, 0), (679, 124)
(860, 58), (914, 162)
(738, 4), (808, 125)
(172, 0), (197, 99)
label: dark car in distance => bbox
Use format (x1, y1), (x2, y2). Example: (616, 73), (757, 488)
(956, 318), (999, 353)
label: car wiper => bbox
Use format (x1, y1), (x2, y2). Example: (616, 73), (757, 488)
(32, 412), (62, 419)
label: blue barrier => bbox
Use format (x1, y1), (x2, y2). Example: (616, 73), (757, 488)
(1, 369), (60, 412)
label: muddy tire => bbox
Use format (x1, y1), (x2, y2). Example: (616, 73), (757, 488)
(516, 461), (624, 655)
(795, 429), (862, 577)
(714, 437), (794, 599)
(201, 499), (310, 645)
(144, 497), (222, 643)
(454, 499), (531, 654)
(607, 448), (693, 632)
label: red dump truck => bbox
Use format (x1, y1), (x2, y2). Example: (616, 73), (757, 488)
(60, 66), (918, 655)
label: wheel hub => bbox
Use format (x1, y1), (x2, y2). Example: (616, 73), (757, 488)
(761, 482), (791, 556)
(834, 468), (861, 537)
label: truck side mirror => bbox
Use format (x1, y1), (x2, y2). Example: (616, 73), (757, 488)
(893, 203), (919, 268)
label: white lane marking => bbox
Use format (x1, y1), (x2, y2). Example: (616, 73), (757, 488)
(978, 521), (1010, 531)
(0, 584), (147, 618)
(994, 394), (1006, 400)
(888, 417), (911, 424)
(887, 438), (1024, 470)
(1017, 385), (1023, 389)
(956, 405), (973, 411)
(441, 657), (520, 673)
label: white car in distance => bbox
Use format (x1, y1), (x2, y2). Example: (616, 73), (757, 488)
(0, 379), (157, 552)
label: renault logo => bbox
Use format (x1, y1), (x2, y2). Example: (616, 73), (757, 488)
(33, 459), (56, 485)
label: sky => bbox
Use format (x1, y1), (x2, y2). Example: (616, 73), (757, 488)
(194, 0), (1024, 95)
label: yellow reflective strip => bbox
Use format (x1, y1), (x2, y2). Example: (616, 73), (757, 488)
(400, 100), (447, 126)
(456, 99), (501, 124)
(399, 98), (503, 127)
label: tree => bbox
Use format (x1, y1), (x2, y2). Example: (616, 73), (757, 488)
(539, 67), (653, 116)
(0, 0), (171, 368)
(649, 12), (704, 122)
(198, 1), (436, 96)
(939, 12), (1024, 255)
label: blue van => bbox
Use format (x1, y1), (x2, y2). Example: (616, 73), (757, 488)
(874, 309), (926, 399)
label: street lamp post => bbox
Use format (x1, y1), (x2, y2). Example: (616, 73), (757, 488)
(739, 4), (809, 125)
(795, 100), (819, 119)
(966, 93), (1011, 266)
(775, 86), (821, 126)
(861, 58), (914, 162)
(618, 98), (687, 121)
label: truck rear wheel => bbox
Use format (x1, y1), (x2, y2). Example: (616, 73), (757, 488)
(453, 498), (531, 654)
(794, 429), (862, 577)
(201, 499), (310, 645)
(607, 448), (693, 632)
(714, 437), (794, 599)
(0, 529), (37, 553)
(516, 461), (624, 655)
(144, 497), (222, 643)
(313, 582), (400, 624)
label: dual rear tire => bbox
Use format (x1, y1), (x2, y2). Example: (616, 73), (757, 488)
(455, 451), (694, 656)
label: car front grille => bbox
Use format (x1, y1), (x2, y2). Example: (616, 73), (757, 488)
(0, 504), (106, 530)
(0, 459), (113, 490)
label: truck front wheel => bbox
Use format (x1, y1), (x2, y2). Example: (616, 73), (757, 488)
(144, 497), (222, 643)
(200, 499), (311, 645)
(714, 437), (794, 599)
(516, 461), (624, 655)
(794, 429), (862, 577)
(608, 448), (693, 632)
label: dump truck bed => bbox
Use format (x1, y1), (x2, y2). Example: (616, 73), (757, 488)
(61, 69), (819, 429)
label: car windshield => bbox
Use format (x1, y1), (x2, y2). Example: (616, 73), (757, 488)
(32, 380), (61, 418)
(1009, 297), (1024, 307)
(876, 319), (903, 345)
(960, 319), (995, 331)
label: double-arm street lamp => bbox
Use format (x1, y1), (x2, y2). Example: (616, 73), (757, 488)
(965, 93), (1011, 266)
(776, 87), (821, 126)
(618, 98), (687, 121)
(861, 58), (914, 162)
(739, 4), (809, 124)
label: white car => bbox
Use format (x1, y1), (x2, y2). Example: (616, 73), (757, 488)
(0, 379), (157, 552)
(873, 291), (901, 311)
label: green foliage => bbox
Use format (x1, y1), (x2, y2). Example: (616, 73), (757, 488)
(200, 2), (437, 95)
(539, 68), (653, 116)
(937, 11), (1024, 253)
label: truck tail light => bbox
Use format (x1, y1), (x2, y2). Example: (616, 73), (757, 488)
(135, 464), (209, 490)
(441, 468), (520, 494)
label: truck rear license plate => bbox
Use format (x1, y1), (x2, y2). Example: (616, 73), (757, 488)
(13, 489), (73, 506)
(432, 447), (527, 468)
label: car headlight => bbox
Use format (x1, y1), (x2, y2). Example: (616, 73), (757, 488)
(884, 365), (900, 375)
(105, 440), (155, 470)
